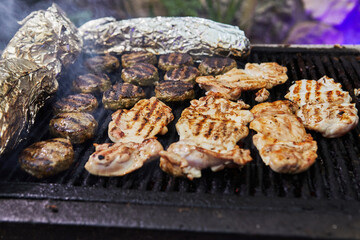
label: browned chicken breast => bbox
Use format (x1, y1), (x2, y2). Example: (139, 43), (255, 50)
(196, 62), (288, 100)
(285, 76), (358, 138)
(255, 88), (270, 103)
(121, 63), (159, 86)
(164, 66), (200, 84)
(159, 95), (253, 180)
(53, 93), (98, 114)
(102, 82), (146, 110)
(158, 53), (193, 71)
(249, 100), (318, 174)
(84, 55), (120, 73)
(85, 138), (163, 176)
(108, 97), (174, 143)
(19, 138), (74, 178)
(155, 81), (195, 102)
(49, 112), (98, 144)
(73, 73), (111, 93)
(198, 56), (237, 75)
(121, 52), (157, 68)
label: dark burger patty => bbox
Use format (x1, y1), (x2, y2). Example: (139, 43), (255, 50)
(158, 53), (193, 71)
(84, 55), (120, 73)
(164, 66), (200, 84)
(73, 73), (111, 93)
(155, 81), (195, 102)
(49, 112), (98, 144)
(103, 82), (146, 110)
(19, 138), (74, 178)
(198, 56), (237, 75)
(121, 63), (159, 86)
(121, 52), (157, 68)
(53, 93), (98, 114)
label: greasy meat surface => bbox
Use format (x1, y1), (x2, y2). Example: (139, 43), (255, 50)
(158, 53), (193, 71)
(19, 138), (74, 178)
(285, 76), (358, 138)
(196, 62), (288, 100)
(49, 112), (98, 144)
(53, 93), (98, 114)
(121, 63), (159, 86)
(198, 56), (237, 75)
(73, 73), (111, 93)
(159, 95), (253, 180)
(108, 97), (174, 143)
(164, 66), (199, 84)
(84, 55), (120, 73)
(85, 139), (163, 176)
(155, 81), (195, 102)
(102, 82), (145, 110)
(255, 88), (270, 102)
(250, 100), (318, 174)
(121, 51), (157, 68)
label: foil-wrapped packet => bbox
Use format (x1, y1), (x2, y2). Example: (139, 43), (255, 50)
(79, 17), (250, 57)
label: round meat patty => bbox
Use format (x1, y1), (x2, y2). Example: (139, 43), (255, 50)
(121, 52), (157, 68)
(49, 112), (98, 144)
(53, 93), (98, 114)
(198, 56), (237, 75)
(84, 55), (120, 73)
(121, 63), (159, 86)
(19, 138), (74, 178)
(73, 73), (111, 93)
(155, 81), (195, 102)
(164, 66), (200, 84)
(158, 53), (193, 71)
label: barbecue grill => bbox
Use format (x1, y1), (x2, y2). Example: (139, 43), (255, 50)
(0, 46), (360, 240)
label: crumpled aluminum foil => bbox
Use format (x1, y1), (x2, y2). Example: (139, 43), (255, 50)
(79, 17), (250, 57)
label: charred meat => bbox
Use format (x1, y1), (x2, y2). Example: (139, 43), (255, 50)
(164, 66), (200, 84)
(102, 82), (146, 110)
(73, 73), (111, 94)
(155, 81), (195, 102)
(19, 138), (74, 178)
(121, 63), (159, 86)
(158, 53), (193, 71)
(49, 112), (98, 144)
(53, 93), (98, 114)
(198, 56), (237, 75)
(255, 88), (270, 102)
(121, 51), (157, 68)
(84, 55), (120, 73)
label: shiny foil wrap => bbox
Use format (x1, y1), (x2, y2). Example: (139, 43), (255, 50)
(79, 17), (250, 57)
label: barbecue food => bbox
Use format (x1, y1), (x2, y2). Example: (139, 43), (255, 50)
(121, 52), (157, 68)
(250, 100), (318, 174)
(196, 62), (288, 100)
(255, 88), (270, 102)
(53, 93), (98, 114)
(155, 81), (195, 102)
(102, 82), (146, 110)
(85, 139), (163, 176)
(164, 66), (200, 84)
(159, 95), (253, 180)
(121, 63), (159, 86)
(84, 55), (120, 73)
(73, 73), (111, 93)
(108, 97), (174, 143)
(79, 17), (250, 57)
(198, 57), (237, 75)
(285, 76), (359, 138)
(19, 138), (74, 178)
(158, 53), (194, 71)
(49, 112), (98, 144)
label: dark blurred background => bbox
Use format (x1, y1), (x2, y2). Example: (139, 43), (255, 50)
(1, 0), (360, 49)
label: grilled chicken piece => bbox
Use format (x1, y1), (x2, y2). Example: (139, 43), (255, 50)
(49, 112), (98, 144)
(73, 73), (111, 93)
(155, 81), (195, 102)
(121, 51), (157, 68)
(19, 138), (74, 178)
(85, 138), (163, 176)
(255, 88), (270, 102)
(285, 76), (359, 138)
(102, 82), (146, 110)
(108, 97), (174, 143)
(121, 63), (159, 86)
(159, 95), (253, 180)
(84, 55), (120, 73)
(250, 100), (318, 174)
(53, 93), (98, 114)
(198, 56), (237, 75)
(196, 62), (288, 100)
(158, 53), (193, 71)
(164, 66), (199, 84)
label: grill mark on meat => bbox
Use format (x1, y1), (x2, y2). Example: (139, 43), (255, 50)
(194, 117), (206, 136)
(45, 139), (72, 148)
(293, 81), (301, 95)
(306, 80), (312, 92)
(137, 100), (158, 135)
(204, 120), (215, 138)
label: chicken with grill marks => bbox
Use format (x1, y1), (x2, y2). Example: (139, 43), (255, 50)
(285, 76), (358, 138)
(249, 100), (318, 174)
(159, 95), (253, 180)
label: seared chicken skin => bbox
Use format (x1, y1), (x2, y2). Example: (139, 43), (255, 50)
(285, 76), (358, 138)
(196, 62), (288, 100)
(250, 101), (318, 174)
(159, 95), (253, 180)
